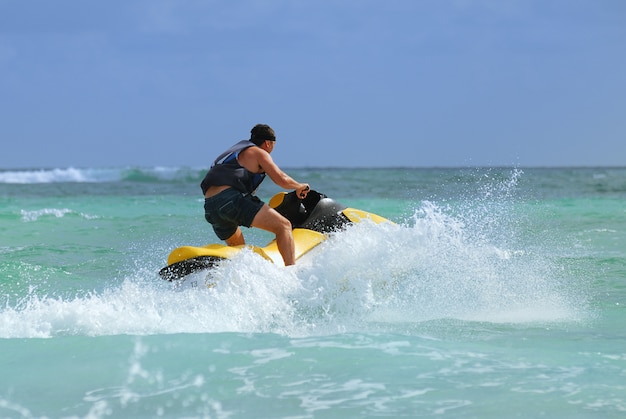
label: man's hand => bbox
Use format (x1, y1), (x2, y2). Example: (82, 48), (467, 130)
(296, 184), (310, 199)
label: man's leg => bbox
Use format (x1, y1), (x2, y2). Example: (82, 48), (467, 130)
(224, 227), (245, 246)
(251, 205), (295, 265)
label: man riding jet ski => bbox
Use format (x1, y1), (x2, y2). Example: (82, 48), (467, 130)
(159, 190), (390, 281)
(201, 123), (310, 267)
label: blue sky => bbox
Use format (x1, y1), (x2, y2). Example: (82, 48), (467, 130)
(1, 0), (625, 169)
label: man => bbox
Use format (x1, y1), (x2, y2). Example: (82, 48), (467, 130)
(201, 124), (310, 266)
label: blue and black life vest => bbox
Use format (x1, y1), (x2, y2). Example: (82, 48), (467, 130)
(200, 140), (266, 195)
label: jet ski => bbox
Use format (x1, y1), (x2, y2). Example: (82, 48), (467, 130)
(158, 190), (390, 281)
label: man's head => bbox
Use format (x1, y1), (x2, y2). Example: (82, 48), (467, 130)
(250, 124), (276, 146)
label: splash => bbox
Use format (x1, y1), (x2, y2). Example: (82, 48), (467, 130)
(293, 219), (580, 332)
(0, 254), (303, 338)
(1, 217), (584, 338)
(0, 169), (587, 338)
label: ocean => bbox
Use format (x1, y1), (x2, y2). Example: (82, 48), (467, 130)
(1, 166), (624, 418)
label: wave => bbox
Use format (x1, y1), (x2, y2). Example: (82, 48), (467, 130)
(0, 203), (588, 339)
(20, 208), (99, 222)
(0, 166), (205, 184)
(0, 169), (592, 338)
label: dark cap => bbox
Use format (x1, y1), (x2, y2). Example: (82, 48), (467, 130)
(250, 124), (276, 145)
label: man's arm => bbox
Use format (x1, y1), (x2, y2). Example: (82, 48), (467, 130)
(242, 147), (309, 197)
(259, 151), (309, 197)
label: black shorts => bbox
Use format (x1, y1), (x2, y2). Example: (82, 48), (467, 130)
(204, 188), (264, 240)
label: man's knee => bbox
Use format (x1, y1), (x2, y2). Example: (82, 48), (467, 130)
(269, 213), (292, 235)
(225, 228), (244, 246)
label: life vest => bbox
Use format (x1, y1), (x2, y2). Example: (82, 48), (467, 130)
(200, 140), (266, 195)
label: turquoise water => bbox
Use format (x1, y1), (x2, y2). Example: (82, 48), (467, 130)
(1, 167), (625, 418)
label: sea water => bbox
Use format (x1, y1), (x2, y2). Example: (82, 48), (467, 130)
(0, 167), (624, 418)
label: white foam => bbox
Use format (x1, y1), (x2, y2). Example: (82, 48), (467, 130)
(0, 166), (189, 184)
(20, 208), (98, 222)
(0, 199), (587, 338)
(0, 167), (92, 183)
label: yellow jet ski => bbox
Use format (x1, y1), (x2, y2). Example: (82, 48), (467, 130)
(159, 190), (390, 281)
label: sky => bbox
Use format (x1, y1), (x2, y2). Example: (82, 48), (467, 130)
(1, 0), (625, 169)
